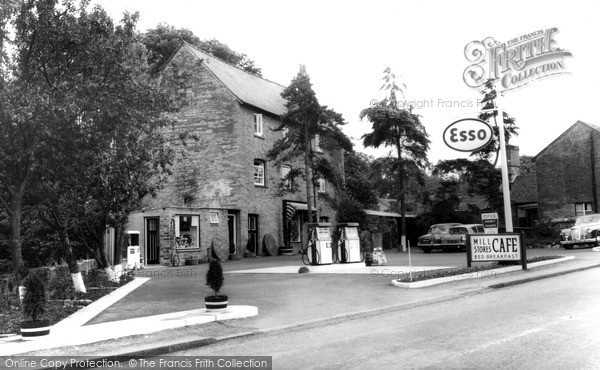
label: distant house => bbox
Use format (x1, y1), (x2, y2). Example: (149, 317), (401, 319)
(510, 174), (538, 228)
(533, 120), (600, 222)
(125, 43), (343, 265)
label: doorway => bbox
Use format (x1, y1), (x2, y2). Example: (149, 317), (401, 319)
(248, 214), (259, 254)
(146, 217), (160, 264)
(228, 214), (237, 256)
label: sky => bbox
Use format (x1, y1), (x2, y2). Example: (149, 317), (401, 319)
(95, 0), (599, 166)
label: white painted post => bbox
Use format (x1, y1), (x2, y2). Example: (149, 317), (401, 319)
(496, 99), (514, 232)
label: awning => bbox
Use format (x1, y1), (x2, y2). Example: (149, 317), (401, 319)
(287, 202), (308, 210)
(365, 210), (416, 218)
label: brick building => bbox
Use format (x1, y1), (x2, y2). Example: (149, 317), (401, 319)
(126, 43), (342, 265)
(533, 120), (600, 222)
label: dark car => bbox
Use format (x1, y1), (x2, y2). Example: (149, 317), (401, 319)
(418, 223), (462, 253)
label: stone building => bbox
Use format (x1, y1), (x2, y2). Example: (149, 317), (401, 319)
(126, 43), (342, 265)
(533, 120), (600, 222)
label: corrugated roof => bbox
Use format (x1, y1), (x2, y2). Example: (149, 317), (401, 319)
(510, 175), (538, 204)
(183, 43), (287, 116)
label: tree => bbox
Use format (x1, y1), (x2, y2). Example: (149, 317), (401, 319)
(475, 79), (518, 161)
(141, 24), (262, 76)
(268, 70), (352, 222)
(344, 151), (377, 209)
(0, 0), (184, 279)
(433, 158), (503, 211)
(519, 155), (536, 175)
(360, 68), (430, 250)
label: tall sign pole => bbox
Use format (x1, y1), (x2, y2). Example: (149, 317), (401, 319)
(463, 28), (571, 233)
(495, 100), (513, 232)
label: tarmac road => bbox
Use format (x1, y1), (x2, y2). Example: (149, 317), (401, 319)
(171, 267), (600, 369)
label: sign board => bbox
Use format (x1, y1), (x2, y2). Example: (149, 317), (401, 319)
(467, 233), (527, 270)
(443, 118), (493, 152)
(481, 212), (499, 234)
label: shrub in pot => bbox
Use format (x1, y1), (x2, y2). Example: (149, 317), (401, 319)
(21, 272), (51, 340)
(205, 259), (228, 311)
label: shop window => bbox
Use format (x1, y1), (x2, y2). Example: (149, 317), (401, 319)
(174, 215), (199, 249)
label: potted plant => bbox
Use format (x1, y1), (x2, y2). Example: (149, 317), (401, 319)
(20, 272), (51, 340)
(204, 259), (228, 311)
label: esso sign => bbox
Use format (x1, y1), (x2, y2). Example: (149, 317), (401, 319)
(443, 118), (494, 152)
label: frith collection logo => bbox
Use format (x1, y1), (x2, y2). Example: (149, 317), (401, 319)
(463, 28), (572, 91)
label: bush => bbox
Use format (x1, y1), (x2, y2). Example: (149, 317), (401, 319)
(22, 272), (47, 322)
(205, 259), (224, 296)
(48, 266), (76, 300)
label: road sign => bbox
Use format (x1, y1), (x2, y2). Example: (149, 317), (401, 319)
(481, 212), (499, 234)
(443, 118), (493, 152)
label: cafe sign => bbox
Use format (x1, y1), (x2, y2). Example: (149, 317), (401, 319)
(467, 233), (527, 270)
(443, 118), (493, 152)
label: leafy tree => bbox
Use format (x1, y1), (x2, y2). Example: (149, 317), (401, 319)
(360, 68), (430, 250)
(141, 24), (262, 76)
(0, 0), (184, 277)
(205, 259), (224, 296)
(344, 151), (377, 209)
(268, 70), (352, 221)
(475, 79), (518, 161)
(433, 158), (503, 211)
(519, 155), (536, 175)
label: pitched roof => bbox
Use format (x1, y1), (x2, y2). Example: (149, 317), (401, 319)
(182, 43), (288, 116)
(510, 175), (538, 204)
(533, 120), (600, 160)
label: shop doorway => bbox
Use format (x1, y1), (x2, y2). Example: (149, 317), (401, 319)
(146, 217), (160, 264)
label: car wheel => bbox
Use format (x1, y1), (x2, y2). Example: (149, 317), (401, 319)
(563, 245), (573, 250)
(422, 247), (432, 254)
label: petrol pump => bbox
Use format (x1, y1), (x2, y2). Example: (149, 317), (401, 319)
(337, 223), (362, 263)
(126, 231), (141, 269)
(306, 223), (333, 265)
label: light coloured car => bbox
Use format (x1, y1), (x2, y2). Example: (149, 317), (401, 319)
(441, 224), (486, 251)
(418, 223), (462, 253)
(560, 213), (600, 249)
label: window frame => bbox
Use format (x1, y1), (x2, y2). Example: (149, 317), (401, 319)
(253, 159), (266, 186)
(280, 164), (292, 189)
(254, 113), (263, 137)
(575, 202), (594, 217)
(317, 177), (326, 193)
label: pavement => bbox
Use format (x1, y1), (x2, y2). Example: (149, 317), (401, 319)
(1, 247), (600, 359)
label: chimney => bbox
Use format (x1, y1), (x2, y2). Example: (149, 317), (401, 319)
(299, 64), (307, 76)
(506, 145), (520, 182)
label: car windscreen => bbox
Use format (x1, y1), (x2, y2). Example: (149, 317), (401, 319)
(450, 228), (467, 234)
(575, 216), (600, 225)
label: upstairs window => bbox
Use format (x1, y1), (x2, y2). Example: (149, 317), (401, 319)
(317, 177), (326, 193)
(254, 159), (265, 186)
(281, 165), (292, 189)
(254, 114), (263, 137)
(313, 134), (322, 153)
(575, 202), (593, 216)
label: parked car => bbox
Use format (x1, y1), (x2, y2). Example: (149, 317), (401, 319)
(440, 224), (486, 251)
(560, 213), (600, 249)
(418, 223), (462, 253)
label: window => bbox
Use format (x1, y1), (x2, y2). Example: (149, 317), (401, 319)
(313, 134), (322, 153)
(317, 177), (326, 193)
(254, 159), (265, 186)
(210, 212), (219, 224)
(254, 114), (263, 136)
(319, 216), (329, 223)
(575, 202), (593, 216)
(281, 165), (291, 189)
